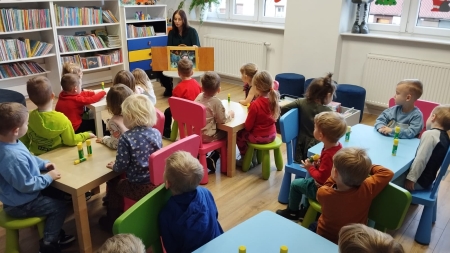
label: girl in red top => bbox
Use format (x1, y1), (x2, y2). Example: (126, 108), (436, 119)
(236, 70), (281, 165)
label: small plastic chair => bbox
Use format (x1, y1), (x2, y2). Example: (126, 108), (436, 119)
(169, 97), (227, 184)
(114, 184), (171, 253)
(154, 108), (165, 136)
(410, 147), (450, 245)
(0, 210), (45, 253)
(388, 98), (439, 137)
(123, 135), (201, 210)
(278, 108), (307, 203)
(242, 137), (283, 180)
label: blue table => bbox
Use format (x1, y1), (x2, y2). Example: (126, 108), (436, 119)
(308, 124), (420, 180)
(193, 211), (338, 253)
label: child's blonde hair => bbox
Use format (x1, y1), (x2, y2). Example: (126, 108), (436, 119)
(338, 224), (404, 253)
(121, 94), (156, 129)
(27, 76), (53, 107)
(333, 148), (372, 187)
(432, 104), (450, 131)
(314, 111), (347, 143)
(96, 233), (145, 253)
(132, 68), (152, 93)
(177, 58), (193, 77)
(61, 74), (80, 92)
(201, 71), (221, 96)
(164, 151), (204, 195)
(106, 84), (134, 116)
(252, 70), (280, 119)
(305, 73), (337, 104)
(114, 70), (136, 92)
(397, 79), (423, 100)
(240, 63), (258, 81)
(62, 62), (83, 77)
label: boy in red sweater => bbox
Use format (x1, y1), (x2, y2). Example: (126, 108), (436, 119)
(276, 111), (347, 221)
(55, 74), (106, 135)
(317, 148), (394, 243)
(163, 58), (202, 138)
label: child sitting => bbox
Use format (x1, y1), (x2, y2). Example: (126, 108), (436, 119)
(163, 58), (202, 138)
(132, 68), (157, 105)
(239, 63), (258, 106)
(276, 111), (346, 220)
(393, 104), (450, 191)
(97, 234), (145, 253)
(0, 102), (75, 253)
(62, 62), (83, 79)
(338, 224), (404, 253)
(375, 79), (424, 138)
(317, 148), (394, 243)
(20, 76), (95, 155)
(159, 151), (223, 253)
(113, 70), (139, 94)
(96, 84), (134, 150)
(281, 73), (336, 163)
(100, 94), (162, 231)
(55, 73), (106, 135)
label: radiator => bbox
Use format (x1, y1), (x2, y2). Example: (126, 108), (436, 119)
(362, 54), (450, 107)
(203, 35), (268, 79)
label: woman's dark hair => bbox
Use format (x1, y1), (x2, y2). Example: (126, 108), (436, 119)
(172, 9), (189, 36)
(305, 73), (337, 104)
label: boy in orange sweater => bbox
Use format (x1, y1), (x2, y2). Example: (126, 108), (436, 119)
(317, 148), (394, 243)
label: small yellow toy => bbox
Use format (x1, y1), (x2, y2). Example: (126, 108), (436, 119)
(308, 154), (320, 163)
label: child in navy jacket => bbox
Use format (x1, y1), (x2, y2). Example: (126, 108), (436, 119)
(159, 151), (223, 253)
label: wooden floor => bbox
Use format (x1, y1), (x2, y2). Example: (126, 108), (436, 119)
(3, 81), (450, 252)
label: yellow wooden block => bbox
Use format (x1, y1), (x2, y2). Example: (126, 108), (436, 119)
(129, 49), (152, 62)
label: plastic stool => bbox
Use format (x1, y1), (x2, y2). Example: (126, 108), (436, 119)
(242, 137), (283, 180)
(169, 121), (178, 141)
(0, 210), (45, 253)
(304, 78), (315, 94)
(334, 84), (366, 122)
(301, 199), (322, 229)
(275, 73), (305, 98)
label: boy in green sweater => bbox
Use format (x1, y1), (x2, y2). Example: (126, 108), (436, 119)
(20, 76), (95, 155)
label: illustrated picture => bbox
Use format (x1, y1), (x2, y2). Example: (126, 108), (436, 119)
(167, 46), (198, 71)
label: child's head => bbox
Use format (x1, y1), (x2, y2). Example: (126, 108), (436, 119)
(114, 70), (136, 92)
(164, 151), (204, 195)
(252, 70), (280, 119)
(313, 111), (347, 144)
(201, 71), (221, 96)
(61, 74), (82, 94)
(0, 102), (29, 138)
(394, 79), (423, 105)
(121, 94), (156, 129)
(132, 68), (151, 92)
(177, 58), (193, 78)
(96, 233), (145, 253)
(240, 63), (258, 84)
(106, 84), (134, 116)
(338, 223), (404, 253)
(62, 62), (83, 78)
(332, 148), (372, 188)
(305, 73), (336, 105)
(26, 76), (53, 107)
(427, 104), (450, 131)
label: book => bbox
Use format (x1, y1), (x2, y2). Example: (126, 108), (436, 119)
(85, 56), (101, 69)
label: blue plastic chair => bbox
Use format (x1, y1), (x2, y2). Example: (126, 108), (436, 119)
(277, 108), (307, 204)
(411, 147), (450, 245)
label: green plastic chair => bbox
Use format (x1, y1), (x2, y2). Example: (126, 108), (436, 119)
(0, 209), (45, 253)
(113, 184), (171, 253)
(301, 182), (412, 231)
(242, 137), (284, 180)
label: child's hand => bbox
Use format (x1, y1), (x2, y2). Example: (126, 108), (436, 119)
(96, 137), (102, 143)
(48, 169), (61, 180)
(106, 161), (115, 169)
(301, 159), (312, 168)
(229, 110), (235, 118)
(89, 133), (96, 138)
(404, 179), (415, 191)
(379, 127), (392, 135)
(45, 163), (55, 171)
(239, 100), (246, 106)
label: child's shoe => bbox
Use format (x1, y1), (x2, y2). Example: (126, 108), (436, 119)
(58, 230), (75, 246)
(276, 205), (308, 221)
(39, 240), (61, 253)
(207, 151), (220, 174)
(163, 128), (171, 139)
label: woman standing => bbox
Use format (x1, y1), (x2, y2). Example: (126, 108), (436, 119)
(159, 9), (200, 96)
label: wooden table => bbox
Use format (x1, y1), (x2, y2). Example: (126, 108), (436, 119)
(86, 88), (110, 138)
(217, 100), (247, 177)
(193, 210), (338, 252)
(39, 142), (119, 253)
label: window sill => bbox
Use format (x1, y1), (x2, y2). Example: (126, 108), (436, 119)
(340, 32), (450, 46)
(189, 19), (285, 31)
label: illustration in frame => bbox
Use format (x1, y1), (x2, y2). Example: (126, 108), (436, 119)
(167, 46), (199, 71)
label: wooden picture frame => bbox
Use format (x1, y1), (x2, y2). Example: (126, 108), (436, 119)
(167, 46), (199, 71)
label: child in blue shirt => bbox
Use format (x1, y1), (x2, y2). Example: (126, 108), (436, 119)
(374, 79), (424, 138)
(159, 151), (223, 253)
(0, 102), (74, 253)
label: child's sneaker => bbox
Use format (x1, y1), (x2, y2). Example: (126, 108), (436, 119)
(276, 208), (301, 220)
(58, 230), (75, 246)
(207, 150), (220, 174)
(39, 240), (61, 253)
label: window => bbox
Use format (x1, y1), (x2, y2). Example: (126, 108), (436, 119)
(208, 0), (287, 24)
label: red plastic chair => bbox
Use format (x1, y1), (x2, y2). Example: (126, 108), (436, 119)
(168, 97), (228, 184)
(123, 135), (201, 210)
(154, 108), (165, 136)
(388, 98), (439, 137)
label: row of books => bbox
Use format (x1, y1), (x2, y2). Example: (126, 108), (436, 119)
(0, 61), (46, 79)
(54, 5), (119, 27)
(60, 49), (122, 70)
(127, 24), (155, 38)
(0, 39), (53, 62)
(0, 8), (51, 32)
(58, 35), (108, 53)
(91, 29), (121, 48)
